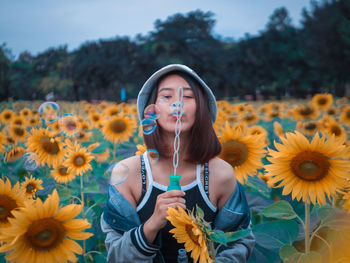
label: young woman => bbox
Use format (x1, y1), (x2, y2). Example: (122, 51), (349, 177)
(101, 64), (255, 263)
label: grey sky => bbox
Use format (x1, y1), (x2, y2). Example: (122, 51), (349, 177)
(0, 0), (311, 57)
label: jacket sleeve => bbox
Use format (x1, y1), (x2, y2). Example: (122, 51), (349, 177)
(101, 215), (161, 263)
(213, 182), (255, 262)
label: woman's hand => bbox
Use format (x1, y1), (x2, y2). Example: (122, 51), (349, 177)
(143, 190), (186, 243)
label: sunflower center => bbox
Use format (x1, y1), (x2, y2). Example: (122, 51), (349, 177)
(59, 167), (68, 175)
(251, 129), (262, 135)
(14, 127), (25, 136)
(317, 98), (327, 105)
(270, 112), (279, 118)
(330, 125), (341, 136)
(26, 218), (65, 249)
(346, 110), (350, 118)
(4, 113), (11, 119)
(305, 123), (316, 131)
(14, 120), (22, 125)
(26, 183), (36, 194)
(39, 136), (59, 155)
(185, 224), (200, 246)
(92, 115), (100, 121)
(291, 151), (330, 181)
(222, 140), (248, 167)
(0, 194), (17, 222)
(299, 107), (313, 116)
(244, 115), (255, 121)
(327, 109), (335, 115)
(74, 155), (86, 166)
(110, 120), (127, 134)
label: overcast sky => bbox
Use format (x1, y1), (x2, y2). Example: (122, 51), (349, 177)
(0, 0), (312, 57)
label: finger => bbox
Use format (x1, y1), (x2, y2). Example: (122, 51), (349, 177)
(158, 197), (186, 205)
(162, 190), (186, 198)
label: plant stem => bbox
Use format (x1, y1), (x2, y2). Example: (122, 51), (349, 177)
(304, 202), (310, 254)
(80, 174), (86, 255)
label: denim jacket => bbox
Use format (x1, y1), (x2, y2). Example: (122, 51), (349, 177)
(100, 181), (255, 263)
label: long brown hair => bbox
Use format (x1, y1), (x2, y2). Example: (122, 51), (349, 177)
(143, 71), (221, 164)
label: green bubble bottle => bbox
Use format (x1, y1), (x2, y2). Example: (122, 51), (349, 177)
(167, 174), (182, 191)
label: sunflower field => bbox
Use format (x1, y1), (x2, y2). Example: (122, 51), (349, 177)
(0, 94), (350, 263)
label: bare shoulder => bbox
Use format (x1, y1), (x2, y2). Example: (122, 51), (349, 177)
(209, 157), (236, 186)
(115, 155), (142, 209)
(209, 157), (237, 209)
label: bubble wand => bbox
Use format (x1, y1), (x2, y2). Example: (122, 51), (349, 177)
(167, 87), (184, 191)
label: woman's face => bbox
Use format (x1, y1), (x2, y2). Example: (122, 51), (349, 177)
(155, 74), (197, 133)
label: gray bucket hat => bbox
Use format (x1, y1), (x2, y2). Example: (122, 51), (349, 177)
(136, 64), (217, 123)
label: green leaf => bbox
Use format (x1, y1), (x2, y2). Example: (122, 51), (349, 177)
(209, 229), (227, 245)
(196, 205), (204, 219)
(225, 229), (250, 243)
(260, 201), (297, 220)
(280, 245), (302, 263)
(253, 220), (299, 250)
(85, 182), (100, 193)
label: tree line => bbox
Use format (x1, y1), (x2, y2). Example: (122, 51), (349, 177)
(0, 0), (349, 102)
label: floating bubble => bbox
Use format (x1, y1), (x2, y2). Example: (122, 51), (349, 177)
(141, 118), (157, 135)
(147, 149), (159, 164)
(106, 162), (130, 186)
(170, 102), (184, 117)
(22, 152), (39, 171)
(38, 102), (60, 124)
(144, 104), (160, 120)
(58, 114), (80, 137)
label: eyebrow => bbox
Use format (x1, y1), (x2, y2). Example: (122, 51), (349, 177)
(158, 87), (192, 93)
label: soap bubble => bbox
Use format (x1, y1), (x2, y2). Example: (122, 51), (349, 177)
(58, 114), (80, 137)
(38, 102), (60, 124)
(141, 118), (157, 135)
(144, 104), (160, 120)
(147, 149), (159, 164)
(106, 162), (130, 186)
(22, 152), (39, 171)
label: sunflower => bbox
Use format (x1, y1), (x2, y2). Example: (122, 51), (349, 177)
(6, 146), (25, 163)
(218, 122), (266, 184)
(26, 128), (66, 167)
(64, 140), (94, 176)
(265, 131), (349, 205)
(28, 116), (40, 126)
(11, 115), (27, 127)
(0, 178), (25, 229)
(20, 108), (31, 118)
(102, 115), (136, 144)
(51, 164), (77, 184)
(240, 113), (259, 125)
(323, 121), (347, 140)
(76, 131), (92, 143)
(325, 107), (338, 116)
(135, 144), (147, 155)
(339, 106), (350, 126)
(89, 112), (102, 128)
(293, 105), (319, 120)
(21, 175), (43, 199)
(311, 93), (333, 110)
(58, 114), (80, 137)
(103, 105), (121, 118)
(296, 121), (320, 136)
(167, 207), (213, 263)
(265, 111), (284, 121)
(0, 109), (15, 124)
(0, 189), (93, 263)
(8, 125), (27, 142)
